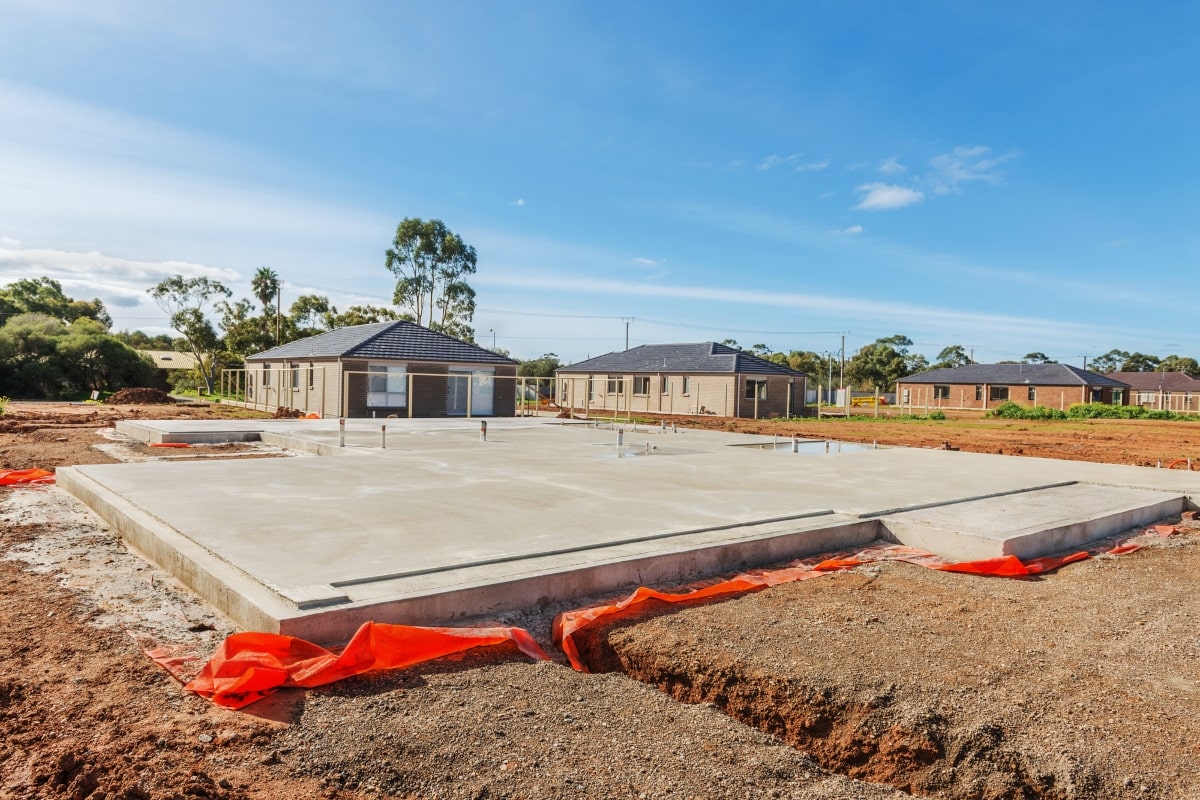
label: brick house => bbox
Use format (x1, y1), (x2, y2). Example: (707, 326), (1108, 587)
(241, 321), (518, 418)
(896, 363), (1130, 411)
(556, 342), (806, 419)
(1105, 371), (1200, 414)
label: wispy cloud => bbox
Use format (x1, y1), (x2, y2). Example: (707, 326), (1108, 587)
(512, 198), (525, 207)
(476, 273), (1104, 344)
(854, 183), (924, 211)
(757, 153), (827, 172)
(0, 235), (19, 247)
(925, 145), (1015, 195)
(833, 225), (863, 235)
(631, 257), (661, 267)
(878, 157), (906, 175)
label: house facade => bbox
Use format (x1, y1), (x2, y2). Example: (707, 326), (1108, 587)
(1105, 371), (1200, 414)
(896, 363), (1130, 411)
(239, 321), (518, 418)
(556, 342), (806, 419)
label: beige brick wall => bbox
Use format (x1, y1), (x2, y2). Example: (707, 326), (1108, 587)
(556, 373), (804, 418)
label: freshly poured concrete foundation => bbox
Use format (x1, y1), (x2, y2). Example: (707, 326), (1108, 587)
(58, 417), (1198, 644)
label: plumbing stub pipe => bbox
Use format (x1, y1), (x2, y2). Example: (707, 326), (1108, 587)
(480, 420), (487, 441)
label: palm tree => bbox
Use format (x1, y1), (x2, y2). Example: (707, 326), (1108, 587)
(251, 267), (281, 344)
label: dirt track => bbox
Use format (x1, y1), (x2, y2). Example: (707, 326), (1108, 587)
(2, 401), (1199, 799)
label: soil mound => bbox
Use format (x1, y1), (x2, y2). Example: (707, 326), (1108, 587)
(104, 388), (176, 405)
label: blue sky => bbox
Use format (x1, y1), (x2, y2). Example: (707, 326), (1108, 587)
(1, 1), (1197, 365)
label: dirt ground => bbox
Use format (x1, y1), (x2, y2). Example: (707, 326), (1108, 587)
(2, 400), (1199, 799)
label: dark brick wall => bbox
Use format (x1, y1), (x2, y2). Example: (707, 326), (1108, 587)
(737, 375), (805, 418)
(896, 382), (1128, 410)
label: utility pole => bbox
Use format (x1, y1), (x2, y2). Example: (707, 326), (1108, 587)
(622, 317), (634, 350)
(276, 286), (282, 345)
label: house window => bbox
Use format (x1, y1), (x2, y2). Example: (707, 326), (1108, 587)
(745, 379), (767, 400)
(588, 378), (597, 402)
(1091, 388), (1103, 402)
(1138, 391), (1154, 404)
(901, 389), (910, 404)
(308, 363), (315, 389)
(661, 376), (670, 394)
(1027, 386), (1036, 402)
(974, 384), (982, 401)
(933, 385), (950, 400)
(989, 386), (1009, 401)
(606, 377), (624, 395)
(633, 376), (650, 395)
(290, 363), (300, 391)
(262, 363), (271, 387)
(1112, 389), (1124, 406)
(682, 376), (692, 395)
(367, 364), (407, 407)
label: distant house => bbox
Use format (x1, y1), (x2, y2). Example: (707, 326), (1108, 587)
(139, 350), (199, 392)
(242, 321), (518, 418)
(556, 343), (806, 419)
(896, 363), (1130, 411)
(1106, 371), (1200, 414)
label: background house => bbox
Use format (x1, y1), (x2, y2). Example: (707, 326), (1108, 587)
(1106, 371), (1200, 414)
(139, 350), (199, 392)
(239, 321), (518, 418)
(556, 342), (806, 419)
(896, 363), (1130, 411)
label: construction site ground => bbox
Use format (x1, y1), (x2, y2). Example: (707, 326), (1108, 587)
(2, 400), (1199, 800)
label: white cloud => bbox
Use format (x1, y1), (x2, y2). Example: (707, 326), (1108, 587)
(833, 225), (863, 235)
(757, 153), (800, 170)
(757, 154), (828, 172)
(795, 159), (829, 172)
(631, 257), (661, 267)
(853, 183), (925, 211)
(879, 157), (906, 175)
(512, 198), (525, 207)
(0, 235), (18, 247)
(926, 145), (1015, 195)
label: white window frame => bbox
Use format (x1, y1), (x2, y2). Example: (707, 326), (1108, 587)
(367, 363), (408, 408)
(682, 376), (692, 395)
(633, 376), (650, 396)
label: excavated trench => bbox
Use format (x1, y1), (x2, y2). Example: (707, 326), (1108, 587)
(569, 589), (1118, 800)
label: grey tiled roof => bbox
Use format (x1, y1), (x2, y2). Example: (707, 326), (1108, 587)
(1106, 371), (1200, 392)
(557, 343), (806, 377)
(898, 363), (1127, 387)
(246, 321), (517, 365)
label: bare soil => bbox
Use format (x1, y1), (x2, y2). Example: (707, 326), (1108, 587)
(2, 400), (1198, 799)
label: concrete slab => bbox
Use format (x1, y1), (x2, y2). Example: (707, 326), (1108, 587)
(60, 418), (1200, 644)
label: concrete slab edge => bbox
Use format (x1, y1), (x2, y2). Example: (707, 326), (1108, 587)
(55, 467), (296, 634)
(276, 519), (884, 644)
(331, 510), (840, 588)
(998, 494), (1186, 559)
(856, 481), (1078, 519)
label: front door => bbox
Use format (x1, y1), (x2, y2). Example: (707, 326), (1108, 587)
(447, 371), (470, 416)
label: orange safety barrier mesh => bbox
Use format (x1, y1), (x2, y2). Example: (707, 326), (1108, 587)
(185, 621), (551, 709)
(0, 468), (55, 485)
(149, 442), (191, 448)
(303, 412), (321, 419)
(554, 531), (1183, 672)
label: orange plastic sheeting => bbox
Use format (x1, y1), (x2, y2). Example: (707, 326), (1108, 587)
(554, 543), (1111, 672)
(303, 412), (321, 419)
(149, 442), (191, 448)
(554, 563), (825, 671)
(0, 468), (55, 485)
(185, 621), (550, 709)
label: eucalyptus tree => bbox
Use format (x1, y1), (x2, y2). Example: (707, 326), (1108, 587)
(385, 218), (477, 339)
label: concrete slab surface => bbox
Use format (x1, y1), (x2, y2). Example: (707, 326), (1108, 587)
(60, 417), (1200, 644)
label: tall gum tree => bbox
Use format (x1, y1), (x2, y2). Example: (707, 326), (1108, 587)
(384, 218), (477, 341)
(148, 275), (231, 393)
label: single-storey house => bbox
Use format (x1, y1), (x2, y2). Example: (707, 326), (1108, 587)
(556, 342), (807, 419)
(242, 321), (518, 418)
(896, 363), (1130, 411)
(1105, 371), (1200, 414)
(139, 350), (200, 392)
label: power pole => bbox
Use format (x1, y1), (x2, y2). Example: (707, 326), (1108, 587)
(622, 317), (634, 351)
(276, 286), (282, 345)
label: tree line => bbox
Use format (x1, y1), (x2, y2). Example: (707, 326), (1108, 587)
(725, 336), (1200, 392)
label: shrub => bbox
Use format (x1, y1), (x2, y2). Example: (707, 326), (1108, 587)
(928, 410), (946, 420)
(990, 402), (1067, 420)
